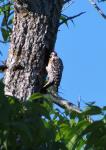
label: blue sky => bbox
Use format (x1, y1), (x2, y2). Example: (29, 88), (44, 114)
(56, 0), (106, 107)
(0, 1), (106, 108)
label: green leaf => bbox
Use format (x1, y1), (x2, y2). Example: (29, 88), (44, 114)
(1, 27), (9, 41)
(60, 15), (68, 27)
(2, 16), (7, 27)
(82, 120), (105, 135)
(102, 106), (106, 111)
(83, 105), (102, 115)
(0, 79), (6, 99)
(9, 121), (33, 143)
(29, 93), (43, 101)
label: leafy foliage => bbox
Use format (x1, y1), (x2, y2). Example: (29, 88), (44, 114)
(0, 0), (13, 42)
(0, 0), (106, 149)
(0, 0), (79, 44)
(0, 79), (106, 149)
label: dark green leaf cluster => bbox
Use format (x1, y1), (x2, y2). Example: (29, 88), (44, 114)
(0, 80), (67, 150)
(71, 103), (106, 150)
(0, 0), (14, 42)
(0, 0), (106, 149)
(0, 79), (106, 149)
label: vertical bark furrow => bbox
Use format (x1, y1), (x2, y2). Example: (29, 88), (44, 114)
(4, 0), (64, 100)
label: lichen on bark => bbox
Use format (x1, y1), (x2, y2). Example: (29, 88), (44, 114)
(4, 0), (64, 101)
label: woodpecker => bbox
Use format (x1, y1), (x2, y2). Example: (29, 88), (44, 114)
(42, 51), (63, 94)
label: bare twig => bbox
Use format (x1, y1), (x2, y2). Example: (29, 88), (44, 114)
(0, 40), (10, 44)
(59, 12), (86, 26)
(97, 0), (106, 2)
(62, 0), (74, 11)
(89, 0), (106, 19)
(63, 0), (72, 4)
(44, 92), (81, 113)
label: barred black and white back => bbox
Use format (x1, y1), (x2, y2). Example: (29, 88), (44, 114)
(43, 51), (63, 93)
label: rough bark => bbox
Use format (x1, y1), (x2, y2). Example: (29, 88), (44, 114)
(4, 0), (64, 101)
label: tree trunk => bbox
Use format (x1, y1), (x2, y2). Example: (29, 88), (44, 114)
(4, 0), (63, 101)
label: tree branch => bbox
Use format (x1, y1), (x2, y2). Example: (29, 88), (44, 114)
(0, 40), (10, 44)
(63, 0), (72, 4)
(44, 92), (81, 113)
(89, 0), (106, 19)
(97, 0), (106, 2)
(59, 12), (86, 26)
(44, 93), (93, 123)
